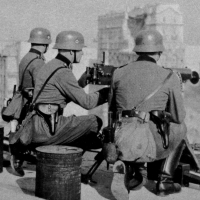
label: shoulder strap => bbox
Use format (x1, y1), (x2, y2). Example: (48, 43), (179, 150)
(135, 70), (173, 110)
(31, 66), (66, 107)
(19, 57), (38, 90)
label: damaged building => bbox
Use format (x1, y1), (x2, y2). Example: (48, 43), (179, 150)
(97, 3), (185, 68)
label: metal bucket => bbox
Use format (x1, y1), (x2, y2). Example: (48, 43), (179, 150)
(35, 145), (83, 200)
(0, 126), (3, 173)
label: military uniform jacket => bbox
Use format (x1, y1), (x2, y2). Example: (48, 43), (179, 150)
(19, 48), (45, 90)
(10, 54), (109, 145)
(109, 55), (187, 160)
(110, 55), (186, 123)
(33, 54), (106, 109)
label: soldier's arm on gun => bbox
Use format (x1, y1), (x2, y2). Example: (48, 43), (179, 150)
(78, 68), (92, 88)
(166, 73), (186, 124)
(55, 68), (109, 109)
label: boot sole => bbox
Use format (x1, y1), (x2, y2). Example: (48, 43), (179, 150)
(111, 161), (129, 200)
(156, 188), (182, 197)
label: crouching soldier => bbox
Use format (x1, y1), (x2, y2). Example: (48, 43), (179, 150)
(108, 29), (200, 199)
(9, 30), (109, 176)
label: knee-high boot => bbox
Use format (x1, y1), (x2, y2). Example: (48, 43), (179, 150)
(156, 139), (186, 196)
(128, 162), (148, 190)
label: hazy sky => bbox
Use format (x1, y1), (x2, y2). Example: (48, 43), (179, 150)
(0, 0), (199, 46)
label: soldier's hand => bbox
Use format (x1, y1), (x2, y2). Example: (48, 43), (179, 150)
(98, 87), (110, 101)
(78, 71), (91, 88)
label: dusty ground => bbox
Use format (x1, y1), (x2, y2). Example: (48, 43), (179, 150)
(1, 150), (200, 200)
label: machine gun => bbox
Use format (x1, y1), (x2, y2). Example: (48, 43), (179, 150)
(86, 64), (200, 86)
(86, 52), (117, 85)
(86, 51), (200, 86)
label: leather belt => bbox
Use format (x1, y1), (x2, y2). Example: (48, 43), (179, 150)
(36, 103), (59, 115)
(122, 110), (150, 122)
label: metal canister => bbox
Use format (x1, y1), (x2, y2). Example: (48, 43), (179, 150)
(35, 145), (83, 200)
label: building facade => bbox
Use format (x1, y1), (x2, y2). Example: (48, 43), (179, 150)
(97, 3), (185, 68)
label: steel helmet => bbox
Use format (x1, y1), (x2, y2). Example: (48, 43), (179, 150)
(28, 27), (52, 44)
(53, 31), (86, 50)
(133, 29), (165, 53)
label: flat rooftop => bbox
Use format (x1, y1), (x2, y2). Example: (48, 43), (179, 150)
(0, 150), (200, 200)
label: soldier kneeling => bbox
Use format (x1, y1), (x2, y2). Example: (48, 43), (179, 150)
(106, 29), (200, 199)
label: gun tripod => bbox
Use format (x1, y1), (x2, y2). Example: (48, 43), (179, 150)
(81, 149), (108, 184)
(81, 155), (104, 184)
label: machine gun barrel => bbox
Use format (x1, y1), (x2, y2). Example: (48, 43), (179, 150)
(170, 67), (199, 84)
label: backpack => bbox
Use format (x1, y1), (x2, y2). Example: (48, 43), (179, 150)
(1, 58), (38, 122)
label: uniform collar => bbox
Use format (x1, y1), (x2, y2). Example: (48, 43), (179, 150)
(29, 48), (45, 60)
(136, 55), (156, 63)
(55, 53), (73, 69)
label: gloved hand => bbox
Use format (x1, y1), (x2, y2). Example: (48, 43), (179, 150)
(98, 87), (110, 102)
(78, 70), (91, 88)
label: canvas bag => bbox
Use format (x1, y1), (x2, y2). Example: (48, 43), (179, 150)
(2, 58), (37, 122)
(115, 71), (173, 162)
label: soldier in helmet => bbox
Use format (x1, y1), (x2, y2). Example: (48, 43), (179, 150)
(109, 29), (199, 199)
(20, 27), (51, 91)
(19, 27), (51, 112)
(9, 27), (51, 130)
(9, 30), (109, 176)
(9, 27), (51, 176)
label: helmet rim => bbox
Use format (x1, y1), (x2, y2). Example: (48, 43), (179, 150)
(53, 30), (86, 50)
(133, 29), (165, 53)
(28, 27), (52, 44)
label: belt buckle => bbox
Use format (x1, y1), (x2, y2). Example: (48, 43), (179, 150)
(137, 111), (149, 122)
(138, 111), (145, 119)
(134, 110), (139, 115)
(131, 108), (137, 117)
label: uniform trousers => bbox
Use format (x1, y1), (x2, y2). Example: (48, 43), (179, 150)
(31, 113), (103, 150)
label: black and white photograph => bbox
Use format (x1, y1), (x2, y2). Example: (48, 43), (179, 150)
(0, 0), (200, 199)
